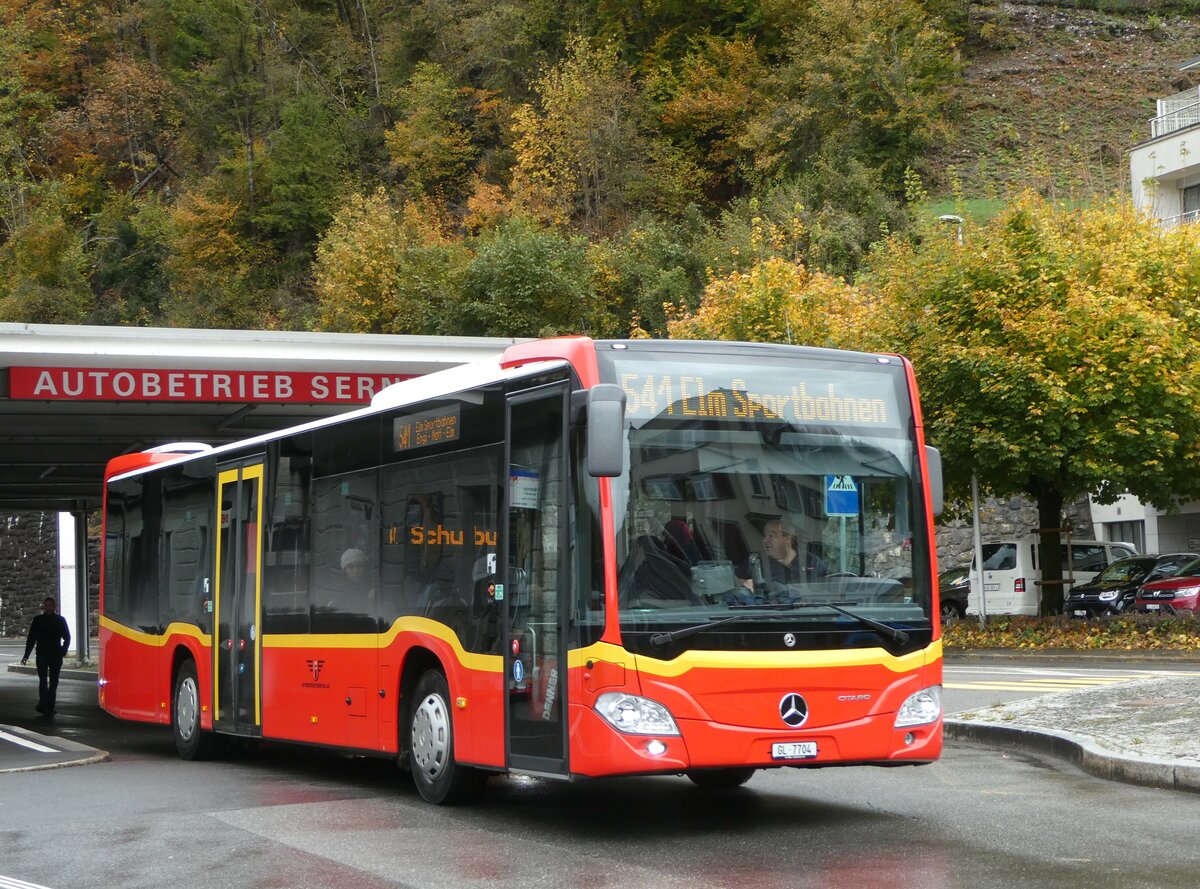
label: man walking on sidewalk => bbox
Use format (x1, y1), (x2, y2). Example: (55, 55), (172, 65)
(21, 597), (71, 716)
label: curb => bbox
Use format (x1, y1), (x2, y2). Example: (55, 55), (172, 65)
(0, 725), (110, 774)
(945, 718), (1200, 794)
(5, 663), (97, 681)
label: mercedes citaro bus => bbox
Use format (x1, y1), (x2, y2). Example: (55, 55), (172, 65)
(99, 337), (945, 804)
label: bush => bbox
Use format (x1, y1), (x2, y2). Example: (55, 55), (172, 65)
(944, 614), (1200, 651)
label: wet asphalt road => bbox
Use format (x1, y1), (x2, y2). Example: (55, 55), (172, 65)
(1, 657), (1198, 889)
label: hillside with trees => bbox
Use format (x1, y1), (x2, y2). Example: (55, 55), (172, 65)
(7, 0), (1193, 339)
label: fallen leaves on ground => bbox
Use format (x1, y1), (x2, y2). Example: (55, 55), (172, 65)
(944, 614), (1200, 651)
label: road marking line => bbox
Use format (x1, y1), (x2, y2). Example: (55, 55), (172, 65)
(0, 730), (57, 754)
(0, 875), (56, 889)
(945, 682), (1125, 691)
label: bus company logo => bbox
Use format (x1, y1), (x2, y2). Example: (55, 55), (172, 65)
(779, 692), (809, 728)
(303, 659), (330, 688)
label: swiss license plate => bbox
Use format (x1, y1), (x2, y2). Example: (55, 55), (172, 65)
(1147, 603), (1161, 611)
(772, 741), (818, 760)
(1073, 610), (1087, 617)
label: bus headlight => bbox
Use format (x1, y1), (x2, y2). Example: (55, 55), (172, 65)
(595, 692), (680, 736)
(894, 686), (942, 728)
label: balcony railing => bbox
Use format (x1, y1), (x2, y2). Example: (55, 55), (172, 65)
(1158, 208), (1200, 229)
(1152, 87), (1200, 138)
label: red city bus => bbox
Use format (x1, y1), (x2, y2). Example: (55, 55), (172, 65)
(99, 337), (945, 804)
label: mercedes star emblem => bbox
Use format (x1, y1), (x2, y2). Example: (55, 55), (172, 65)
(779, 692), (809, 727)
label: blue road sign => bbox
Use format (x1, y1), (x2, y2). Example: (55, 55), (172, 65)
(824, 475), (860, 517)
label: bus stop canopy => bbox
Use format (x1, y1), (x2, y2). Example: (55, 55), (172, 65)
(0, 323), (522, 512)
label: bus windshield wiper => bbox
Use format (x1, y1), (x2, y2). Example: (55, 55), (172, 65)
(646, 601), (910, 647)
(648, 610), (794, 647)
(793, 601), (910, 644)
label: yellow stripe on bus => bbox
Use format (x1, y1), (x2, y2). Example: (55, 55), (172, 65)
(100, 616), (210, 647)
(568, 639), (941, 675)
(264, 616), (504, 673)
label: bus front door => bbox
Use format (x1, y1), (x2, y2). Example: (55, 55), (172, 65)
(214, 458), (265, 736)
(504, 384), (569, 777)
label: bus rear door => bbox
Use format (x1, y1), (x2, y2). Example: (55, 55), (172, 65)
(215, 458), (265, 736)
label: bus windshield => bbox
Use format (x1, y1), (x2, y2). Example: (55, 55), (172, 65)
(599, 346), (932, 648)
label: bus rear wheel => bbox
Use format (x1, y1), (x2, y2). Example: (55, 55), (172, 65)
(408, 670), (487, 805)
(686, 767), (756, 788)
(173, 659), (216, 761)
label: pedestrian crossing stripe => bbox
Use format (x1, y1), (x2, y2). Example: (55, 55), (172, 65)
(0, 729), (56, 754)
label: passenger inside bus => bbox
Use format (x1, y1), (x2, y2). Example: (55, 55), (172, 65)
(624, 510), (701, 606)
(339, 547), (376, 610)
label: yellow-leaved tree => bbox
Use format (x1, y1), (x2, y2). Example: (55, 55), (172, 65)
(870, 192), (1200, 613)
(314, 187), (469, 334)
(667, 255), (885, 352)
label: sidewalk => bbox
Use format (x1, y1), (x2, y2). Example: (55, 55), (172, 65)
(944, 651), (1200, 793)
(1, 662), (108, 773)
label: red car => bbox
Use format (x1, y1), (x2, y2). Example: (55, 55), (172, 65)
(1135, 557), (1200, 614)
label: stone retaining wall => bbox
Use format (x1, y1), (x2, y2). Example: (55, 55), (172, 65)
(1, 512), (100, 639)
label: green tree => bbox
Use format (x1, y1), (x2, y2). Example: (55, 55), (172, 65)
(256, 92), (349, 251)
(871, 193), (1200, 613)
(589, 210), (707, 337)
(385, 62), (476, 201)
(89, 193), (172, 325)
(749, 0), (958, 189)
(460, 216), (607, 336)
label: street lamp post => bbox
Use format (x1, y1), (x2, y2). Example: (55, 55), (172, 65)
(937, 213), (986, 626)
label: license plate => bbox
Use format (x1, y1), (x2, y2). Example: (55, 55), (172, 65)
(772, 741), (818, 760)
(1073, 610), (1087, 617)
(1147, 603), (1161, 611)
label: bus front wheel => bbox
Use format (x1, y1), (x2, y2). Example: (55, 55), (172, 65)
(173, 659), (216, 761)
(408, 670), (487, 805)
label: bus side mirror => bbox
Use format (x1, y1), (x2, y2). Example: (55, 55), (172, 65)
(586, 384), (626, 477)
(926, 446), (943, 517)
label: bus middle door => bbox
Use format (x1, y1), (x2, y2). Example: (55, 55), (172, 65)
(214, 458), (265, 737)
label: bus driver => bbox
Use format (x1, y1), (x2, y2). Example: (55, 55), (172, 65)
(737, 515), (828, 591)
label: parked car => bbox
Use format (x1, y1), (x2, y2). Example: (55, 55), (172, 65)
(1066, 553), (1199, 617)
(1134, 557), (1200, 614)
(938, 564), (970, 624)
(969, 537), (1138, 615)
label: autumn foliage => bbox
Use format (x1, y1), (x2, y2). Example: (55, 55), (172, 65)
(944, 615), (1200, 652)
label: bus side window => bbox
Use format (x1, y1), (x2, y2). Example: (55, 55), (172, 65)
(309, 470), (379, 633)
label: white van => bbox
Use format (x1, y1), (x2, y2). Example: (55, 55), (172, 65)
(968, 537), (1138, 616)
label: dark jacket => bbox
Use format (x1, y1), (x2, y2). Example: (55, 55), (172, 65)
(23, 613), (71, 664)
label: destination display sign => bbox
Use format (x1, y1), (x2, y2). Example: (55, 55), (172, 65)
(393, 404), (461, 452)
(614, 361), (903, 429)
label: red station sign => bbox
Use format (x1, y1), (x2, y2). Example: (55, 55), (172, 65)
(9, 366), (414, 404)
